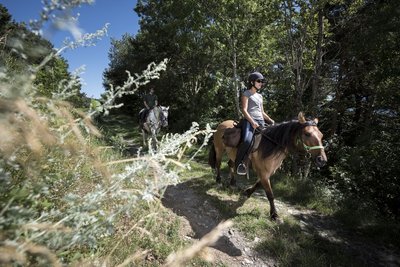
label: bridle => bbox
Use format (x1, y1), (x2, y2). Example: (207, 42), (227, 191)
(300, 142), (325, 152)
(296, 121), (325, 153)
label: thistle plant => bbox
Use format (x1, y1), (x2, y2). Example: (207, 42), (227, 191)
(0, 1), (217, 266)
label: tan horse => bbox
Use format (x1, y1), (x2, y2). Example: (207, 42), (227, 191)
(208, 112), (327, 220)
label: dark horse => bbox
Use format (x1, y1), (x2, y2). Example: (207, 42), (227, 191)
(208, 112), (327, 220)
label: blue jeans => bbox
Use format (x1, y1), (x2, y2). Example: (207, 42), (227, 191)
(235, 119), (265, 168)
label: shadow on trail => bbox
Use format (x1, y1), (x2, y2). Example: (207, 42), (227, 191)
(161, 177), (248, 257)
(290, 211), (400, 267)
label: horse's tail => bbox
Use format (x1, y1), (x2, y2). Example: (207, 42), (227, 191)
(208, 140), (217, 169)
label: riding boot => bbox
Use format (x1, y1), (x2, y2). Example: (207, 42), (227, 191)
(235, 142), (250, 175)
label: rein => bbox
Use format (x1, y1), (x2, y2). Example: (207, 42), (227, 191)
(257, 128), (285, 149)
(258, 121), (325, 153)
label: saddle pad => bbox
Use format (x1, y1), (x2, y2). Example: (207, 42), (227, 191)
(223, 127), (241, 147)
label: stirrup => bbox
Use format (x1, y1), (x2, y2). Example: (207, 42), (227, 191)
(236, 163), (247, 175)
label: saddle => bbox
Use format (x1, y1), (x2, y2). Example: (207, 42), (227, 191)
(222, 119), (264, 152)
(222, 121), (242, 147)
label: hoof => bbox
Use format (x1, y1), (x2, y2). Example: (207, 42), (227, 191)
(242, 188), (252, 198)
(270, 213), (280, 221)
(238, 194), (248, 203)
(271, 216), (283, 224)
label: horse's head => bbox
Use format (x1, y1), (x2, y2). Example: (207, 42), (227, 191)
(297, 112), (327, 168)
(159, 106), (169, 127)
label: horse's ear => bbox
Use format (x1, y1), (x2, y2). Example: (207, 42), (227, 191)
(313, 118), (319, 124)
(298, 112), (306, 123)
(166, 106), (169, 110)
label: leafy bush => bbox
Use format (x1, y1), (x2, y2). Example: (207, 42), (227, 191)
(329, 133), (400, 218)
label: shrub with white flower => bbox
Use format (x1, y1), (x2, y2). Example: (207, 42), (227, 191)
(0, 1), (214, 265)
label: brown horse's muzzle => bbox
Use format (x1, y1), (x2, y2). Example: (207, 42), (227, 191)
(315, 154), (327, 168)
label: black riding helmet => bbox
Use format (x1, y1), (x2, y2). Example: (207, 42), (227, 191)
(247, 71), (265, 88)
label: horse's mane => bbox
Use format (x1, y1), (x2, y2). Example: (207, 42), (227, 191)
(258, 120), (303, 159)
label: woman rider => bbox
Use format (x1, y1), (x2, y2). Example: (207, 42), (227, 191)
(235, 71), (275, 175)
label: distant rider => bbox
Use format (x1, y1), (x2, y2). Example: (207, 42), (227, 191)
(140, 87), (158, 123)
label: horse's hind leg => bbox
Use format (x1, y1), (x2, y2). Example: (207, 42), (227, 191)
(243, 181), (261, 198)
(214, 149), (223, 184)
(228, 160), (236, 186)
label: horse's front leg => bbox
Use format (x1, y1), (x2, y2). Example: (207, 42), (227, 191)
(142, 129), (147, 147)
(154, 127), (161, 143)
(259, 174), (278, 220)
(149, 128), (158, 149)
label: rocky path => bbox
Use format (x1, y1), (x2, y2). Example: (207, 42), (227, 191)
(162, 180), (400, 267)
(162, 181), (276, 267)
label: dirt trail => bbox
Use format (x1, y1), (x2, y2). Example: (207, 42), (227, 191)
(162, 181), (276, 267)
(162, 180), (400, 267)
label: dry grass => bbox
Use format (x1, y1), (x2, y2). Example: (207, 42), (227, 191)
(0, 92), (219, 266)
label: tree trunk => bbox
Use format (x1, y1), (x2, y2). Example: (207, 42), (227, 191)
(232, 47), (241, 119)
(311, 10), (324, 116)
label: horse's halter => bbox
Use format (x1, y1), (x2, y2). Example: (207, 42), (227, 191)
(296, 121), (325, 153)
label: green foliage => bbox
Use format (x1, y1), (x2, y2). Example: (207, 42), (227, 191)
(321, 0), (400, 218)
(104, 0), (285, 130)
(0, 4), (87, 108)
(34, 57), (69, 96)
(329, 135), (400, 217)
